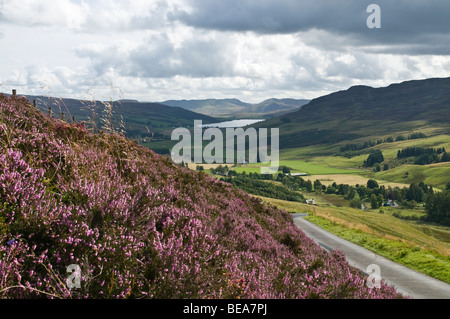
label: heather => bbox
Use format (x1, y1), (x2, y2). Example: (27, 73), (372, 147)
(0, 95), (404, 298)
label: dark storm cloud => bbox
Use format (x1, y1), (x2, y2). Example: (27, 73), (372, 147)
(172, 0), (450, 54)
(171, 0), (359, 34)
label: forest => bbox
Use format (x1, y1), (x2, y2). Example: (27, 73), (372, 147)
(397, 147), (450, 165)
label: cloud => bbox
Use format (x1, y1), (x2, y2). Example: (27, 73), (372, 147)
(172, 0), (450, 55)
(1, 0), (450, 103)
(0, 0), (174, 32)
(75, 31), (235, 78)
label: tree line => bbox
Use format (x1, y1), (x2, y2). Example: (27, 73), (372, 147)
(336, 132), (427, 158)
(397, 147), (449, 165)
(220, 173), (305, 203)
(211, 167), (450, 226)
(424, 190), (450, 226)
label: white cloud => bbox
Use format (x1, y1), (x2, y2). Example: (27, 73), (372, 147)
(1, 0), (87, 29)
(0, 0), (177, 32)
(1, 0), (450, 102)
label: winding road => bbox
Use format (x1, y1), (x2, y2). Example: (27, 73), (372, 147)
(293, 213), (450, 299)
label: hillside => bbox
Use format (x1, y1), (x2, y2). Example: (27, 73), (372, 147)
(14, 94), (216, 137)
(261, 77), (450, 149)
(0, 94), (403, 299)
(160, 98), (310, 118)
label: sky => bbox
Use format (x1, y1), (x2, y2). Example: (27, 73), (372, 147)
(1, 0), (450, 103)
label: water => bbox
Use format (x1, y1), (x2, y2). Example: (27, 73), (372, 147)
(197, 119), (265, 128)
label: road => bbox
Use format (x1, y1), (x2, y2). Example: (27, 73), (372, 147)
(293, 213), (450, 299)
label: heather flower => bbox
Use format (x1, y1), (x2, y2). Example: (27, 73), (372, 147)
(0, 94), (405, 299)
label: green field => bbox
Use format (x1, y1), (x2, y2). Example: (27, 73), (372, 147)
(278, 134), (450, 189)
(234, 160), (363, 175)
(227, 132), (450, 284)
(184, 131), (450, 190)
(375, 163), (450, 190)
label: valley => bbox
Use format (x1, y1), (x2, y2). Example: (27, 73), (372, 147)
(1, 76), (449, 299)
(2, 0), (450, 304)
(181, 77), (450, 288)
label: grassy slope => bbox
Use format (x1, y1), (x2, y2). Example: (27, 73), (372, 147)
(258, 196), (450, 284)
(375, 163), (450, 191)
(257, 77), (450, 150)
(276, 134), (450, 189)
(214, 79), (450, 284)
(234, 134), (450, 188)
(23, 95), (218, 136)
(234, 160), (363, 175)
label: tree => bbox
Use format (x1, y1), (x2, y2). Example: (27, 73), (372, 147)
(364, 150), (384, 167)
(425, 190), (450, 226)
(278, 165), (291, 174)
(377, 194), (384, 208)
(441, 152), (450, 163)
(406, 183), (424, 202)
(314, 180), (322, 192)
(350, 193), (362, 209)
(305, 180), (313, 192)
(367, 179), (379, 189)
(370, 194), (379, 209)
(346, 188), (357, 200)
(338, 184), (350, 196)
(326, 185), (337, 194)
(228, 170), (237, 177)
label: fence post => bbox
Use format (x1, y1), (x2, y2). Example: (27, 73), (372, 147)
(33, 100), (36, 107)
(12, 89), (16, 96)
(49, 107), (52, 117)
(61, 112), (65, 121)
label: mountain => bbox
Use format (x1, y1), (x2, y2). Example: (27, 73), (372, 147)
(160, 98), (310, 118)
(8, 94), (216, 137)
(0, 94), (403, 299)
(260, 77), (450, 149)
(252, 98), (311, 116)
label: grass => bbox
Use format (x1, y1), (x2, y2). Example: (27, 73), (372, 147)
(372, 134), (450, 160)
(257, 196), (450, 284)
(279, 134), (450, 189)
(375, 163), (450, 190)
(280, 160), (363, 174)
(234, 160), (363, 175)
(303, 174), (410, 188)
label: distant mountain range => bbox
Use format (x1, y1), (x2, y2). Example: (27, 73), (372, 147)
(258, 77), (450, 149)
(4, 95), (216, 137)
(160, 98), (310, 118)
(5, 77), (449, 152)
(2, 94), (310, 136)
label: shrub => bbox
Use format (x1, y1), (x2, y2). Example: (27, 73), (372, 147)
(0, 95), (405, 299)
